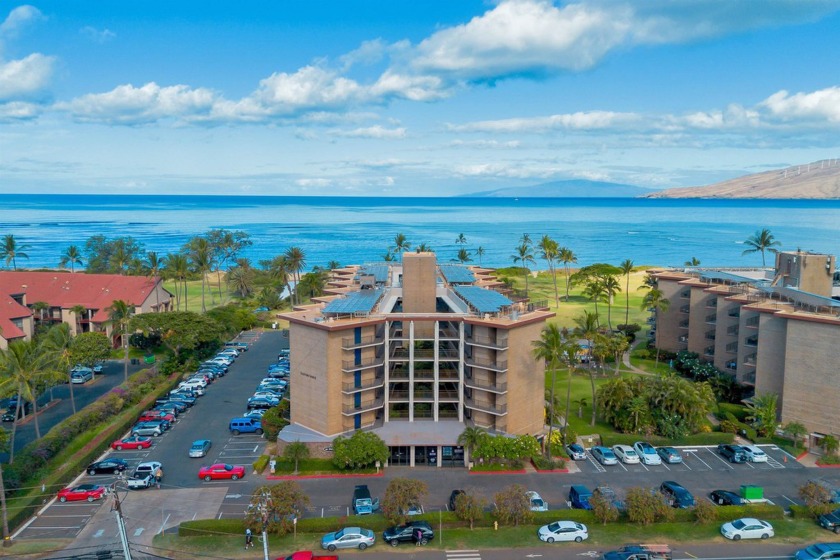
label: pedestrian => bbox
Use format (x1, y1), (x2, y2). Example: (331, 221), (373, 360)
(245, 528), (253, 549)
(414, 527), (423, 546)
(155, 466), (163, 489)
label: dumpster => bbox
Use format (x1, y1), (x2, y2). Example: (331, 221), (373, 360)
(741, 485), (763, 500)
(144, 355), (156, 364)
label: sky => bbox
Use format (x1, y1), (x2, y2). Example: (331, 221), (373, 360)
(2, 0), (840, 197)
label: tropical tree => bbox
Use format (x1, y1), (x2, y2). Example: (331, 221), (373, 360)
(493, 484), (533, 526)
(511, 242), (536, 296)
(0, 428), (9, 542)
(457, 426), (487, 463)
(0, 339), (52, 452)
(107, 299), (132, 382)
(823, 435), (840, 456)
(59, 245), (84, 272)
(42, 323), (77, 412)
(559, 247), (577, 300)
(452, 491), (486, 529)
(684, 257), (701, 267)
(245, 482), (310, 537)
(641, 288), (670, 366)
(619, 259), (634, 326)
(144, 251), (164, 310)
(475, 246), (485, 267)
(227, 265), (256, 298)
(284, 247), (306, 305)
(331, 430), (388, 469)
(456, 248), (472, 264)
(783, 421), (807, 449)
(392, 233), (410, 260)
(415, 242), (432, 253)
(538, 235), (560, 306)
(745, 393), (778, 437)
(533, 324), (579, 455)
(282, 441), (310, 474)
(187, 237), (213, 312)
(0, 234), (30, 270)
(164, 252), (188, 311)
(573, 311), (600, 426)
(742, 228), (781, 267)
(70, 304), (86, 335)
(601, 275), (622, 330)
(456, 233), (467, 246)
(381, 478), (429, 525)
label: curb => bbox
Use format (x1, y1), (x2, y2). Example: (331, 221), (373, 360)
(533, 469), (570, 474)
(796, 450), (810, 461)
(816, 463), (840, 468)
(468, 469), (527, 475)
(266, 472), (384, 480)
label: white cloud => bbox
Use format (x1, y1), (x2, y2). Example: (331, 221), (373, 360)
(450, 110), (640, 133)
(80, 26), (116, 44)
(759, 87), (840, 123)
(0, 100), (41, 120)
(58, 82), (218, 124)
(0, 5), (44, 37)
(333, 125), (406, 139)
(295, 178), (333, 187)
(450, 139), (522, 149)
(0, 53), (54, 101)
(369, 70), (449, 101)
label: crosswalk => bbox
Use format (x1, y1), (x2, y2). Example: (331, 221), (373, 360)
(446, 550), (481, 560)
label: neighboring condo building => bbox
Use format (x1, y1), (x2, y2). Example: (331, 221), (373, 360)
(651, 250), (840, 450)
(278, 252), (554, 467)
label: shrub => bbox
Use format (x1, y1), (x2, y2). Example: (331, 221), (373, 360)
(719, 420), (739, 434)
(692, 500), (717, 524)
(253, 455), (269, 473)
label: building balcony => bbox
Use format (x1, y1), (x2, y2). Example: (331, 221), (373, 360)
(466, 335), (509, 350)
(438, 326), (460, 339)
(743, 353), (757, 367)
(727, 309), (740, 318)
(341, 357), (385, 372)
(678, 320), (689, 329)
(744, 335), (758, 347)
(680, 291), (691, 299)
(745, 316), (760, 328)
(726, 342), (738, 353)
(741, 372), (756, 385)
(465, 357), (508, 372)
(438, 368), (459, 381)
(705, 314), (717, 324)
(679, 305), (690, 314)
(704, 346), (715, 357)
(388, 389), (459, 401)
(724, 360), (737, 372)
(678, 334), (688, 343)
(464, 397), (507, 416)
(705, 299), (717, 309)
(342, 397), (384, 415)
(412, 369), (436, 380)
(342, 375), (385, 394)
(726, 325), (739, 336)
(464, 377), (508, 394)
(341, 335), (384, 350)
(705, 330), (716, 341)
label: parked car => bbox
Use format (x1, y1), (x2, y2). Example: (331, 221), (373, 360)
(127, 472), (155, 490)
(58, 484), (106, 502)
(720, 517), (774, 540)
(383, 521), (434, 546)
(111, 435), (152, 451)
(201, 360), (228, 372)
(87, 458), (129, 475)
(710, 490), (744, 506)
(189, 439), (212, 458)
(633, 441), (662, 465)
(448, 490), (464, 511)
(244, 409), (266, 419)
(526, 490), (548, 512)
(742, 444), (768, 463)
(718, 443), (748, 463)
(593, 486), (625, 512)
(229, 417), (263, 435)
(156, 399), (187, 413)
(569, 485), (593, 510)
(252, 390), (282, 401)
(565, 443), (587, 461)
(660, 481), (695, 508)
(818, 508), (840, 533)
(198, 463), (245, 481)
(612, 445), (640, 464)
(795, 543), (840, 559)
(139, 410), (176, 424)
(168, 392), (196, 406)
(321, 526), (376, 551)
(131, 422), (164, 437)
(537, 520), (588, 543)
(134, 461), (162, 479)
(591, 446), (618, 466)
(70, 368), (93, 384)
(247, 396), (278, 410)
(154, 403), (181, 416)
(656, 446), (683, 464)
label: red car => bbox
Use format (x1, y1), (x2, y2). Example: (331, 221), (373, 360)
(198, 463), (246, 481)
(138, 410), (176, 423)
(58, 484), (106, 503)
(111, 435), (153, 451)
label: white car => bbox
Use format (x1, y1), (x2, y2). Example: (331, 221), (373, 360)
(537, 520), (588, 543)
(211, 355), (234, 365)
(633, 441), (662, 465)
(741, 445), (768, 463)
(217, 349), (239, 359)
(181, 377), (207, 388)
(721, 518), (774, 540)
(526, 491), (549, 512)
(612, 445), (640, 464)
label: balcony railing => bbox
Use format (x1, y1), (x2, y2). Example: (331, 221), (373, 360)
(464, 377), (508, 394)
(680, 291), (691, 299)
(705, 314), (717, 324)
(728, 309), (741, 318)
(744, 335), (758, 347)
(678, 335), (688, 343)
(745, 316), (760, 328)
(465, 357), (508, 372)
(726, 325), (739, 336)
(679, 305), (690, 314)
(341, 335), (383, 349)
(342, 397), (384, 415)
(341, 357), (385, 372)
(705, 330), (716, 341)
(743, 353), (757, 366)
(724, 360), (737, 372)
(466, 335), (509, 350)
(342, 376), (385, 393)
(678, 320), (689, 329)
(438, 327), (460, 339)
(726, 342), (738, 353)
(705, 299), (717, 308)
(388, 389), (459, 401)
(741, 372), (756, 385)
(464, 397), (507, 416)
(704, 346), (715, 357)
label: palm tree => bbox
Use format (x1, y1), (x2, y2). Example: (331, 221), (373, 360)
(532, 324), (579, 454)
(392, 233), (411, 260)
(684, 257), (701, 267)
(284, 247), (306, 306)
(109, 241), (131, 274)
(188, 237), (213, 312)
(227, 266), (255, 298)
(742, 228), (781, 267)
(538, 235), (560, 306)
(327, 260), (341, 270)
(70, 304), (86, 335)
(573, 310), (600, 426)
(107, 299), (132, 382)
(166, 253), (189, 311)
(641, 288), (670, 366)
(144, 251), (164, 311)
(415, 243), (432, 253)
(456, 248), (472, 264)
(456, 233), (467, 246)
(619, 259), (634, 327)
(457, 426), (487, 464)
(0, 235), (30, 270)
(581, 280), (607, 327)
(475, 246), (485, 267)
(559, 247), (577, 301)
(600, 275), (621, 331)
(511, 242), (536, 296)
(42, 324), (76, 414)
(0, 339), (52, 453)
(59, 245), (84, 272)
(0, 428), (10, 542)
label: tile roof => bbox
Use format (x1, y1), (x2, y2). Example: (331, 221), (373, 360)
(0, 294), (30, 339)
(0, 271), (160, 324)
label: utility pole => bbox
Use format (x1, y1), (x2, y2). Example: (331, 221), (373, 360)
(112, 487), (133, 560)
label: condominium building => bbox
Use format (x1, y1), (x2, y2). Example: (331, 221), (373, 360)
(651, 251), (840, 449)
(278, 252), (554, 467)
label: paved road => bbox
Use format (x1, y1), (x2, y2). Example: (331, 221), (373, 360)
(0, 359), (148, 462)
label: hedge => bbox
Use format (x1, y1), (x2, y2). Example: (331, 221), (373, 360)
(253, 454), (269, 473)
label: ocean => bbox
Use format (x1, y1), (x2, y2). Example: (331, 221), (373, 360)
(0, 194), (838, 270)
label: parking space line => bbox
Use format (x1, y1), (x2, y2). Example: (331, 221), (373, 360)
(685, 451), (712, 470)
(765, 456), (785, 469)
(703, 447), (735, 469)
(781, 494), (797, 505)
(585, 452), (606, 473)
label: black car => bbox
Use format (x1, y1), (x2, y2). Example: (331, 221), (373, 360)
(659, 480), (695, 508)
(87, 458), (129, 475)
(383, 521), (434, 547)
(718, 443), (747, 463)
(169, 392), (196, 406)
(1, 402), (31, 422)
(449, 489), (464, 511)
(710, 490), (743, 506)
(247, 397), (278, 410)
(154, 403), (180, 417)
(157, 400), (187, 413)
(167, 397), (194, 409)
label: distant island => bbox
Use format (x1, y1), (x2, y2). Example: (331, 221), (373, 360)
(645, 159), (840, 199)
(459, 179), (654, 198)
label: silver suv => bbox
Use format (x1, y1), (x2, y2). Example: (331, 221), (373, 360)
(131, 422), (163, 437)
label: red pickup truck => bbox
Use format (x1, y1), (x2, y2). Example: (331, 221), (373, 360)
(277, 552), (338, 560)
(138, 410), (176, 423)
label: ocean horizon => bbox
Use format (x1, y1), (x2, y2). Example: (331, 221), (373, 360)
(0, 194), (838, 271)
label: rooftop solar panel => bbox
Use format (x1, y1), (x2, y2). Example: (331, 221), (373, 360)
(700, 271), (761, 284)
(359, 263), (390, 283)
(439, 264), (475, 284)
(454, 286), (512, 314)
(323, 288), (383, 315)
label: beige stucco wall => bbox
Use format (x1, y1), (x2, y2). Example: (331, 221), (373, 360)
(754, 313), (786, 407)
(655, 278), (685, 353)
(505, 320), (546, 436)
(290, 324), (344, 436)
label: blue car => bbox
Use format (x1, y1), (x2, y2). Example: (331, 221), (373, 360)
(656, 446), (683, 464)
(796, 543), (840, 559)
(591, 446), (618, 466)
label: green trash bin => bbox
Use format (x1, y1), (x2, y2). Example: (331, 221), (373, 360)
(143, 355), (156, 364)
(741, 485), (763, 500)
